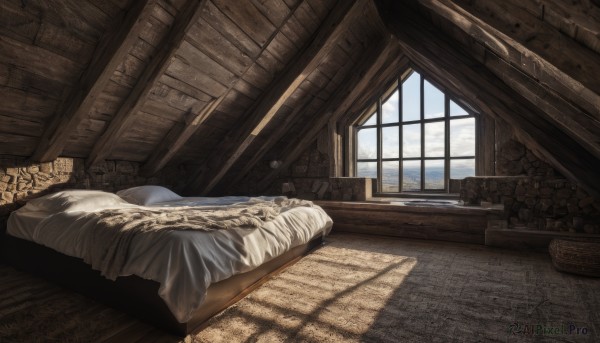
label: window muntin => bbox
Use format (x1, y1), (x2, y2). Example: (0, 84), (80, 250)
(354, 69), (477, 193)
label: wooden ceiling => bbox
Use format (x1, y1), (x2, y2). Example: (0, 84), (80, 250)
(1, 0), (599, 196)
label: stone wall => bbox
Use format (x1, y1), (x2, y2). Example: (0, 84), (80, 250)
(496, 139), (557, 177)
(0, 157), (187, 216)
(461, 137), (600, 233)
(460, 177), (600, 233)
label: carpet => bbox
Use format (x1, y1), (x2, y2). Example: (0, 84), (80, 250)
(1, 233), (599, 342)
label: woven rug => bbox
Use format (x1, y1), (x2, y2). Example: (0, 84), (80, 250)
(1, 233), (599, 342)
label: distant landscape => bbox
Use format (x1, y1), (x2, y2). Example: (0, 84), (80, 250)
(357, 165), (474, 192)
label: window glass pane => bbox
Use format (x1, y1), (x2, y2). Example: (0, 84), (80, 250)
(424, 80), (444, 119)
(362, 111), (376, 126)
(402, 124), (420, 158)
(450, 118), (475, 157)
(357, 128), (377, 159)
(382, 126), (399, 158)
(357, 162), (377, 179)
(402, 160), (421, 191)
(402, 72), (420, 121)
(425, 160), (444, 189)
(382, 89), (399, 124)
(382, 161), (399, 192)
(450, 159), (475, 179)
(424, 122), (445, 157)
(450, 100), (468, 117)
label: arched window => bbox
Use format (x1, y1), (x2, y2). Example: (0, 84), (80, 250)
(353, 69), (478, 194)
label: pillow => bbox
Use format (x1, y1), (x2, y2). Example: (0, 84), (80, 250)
(116, 185), (182, 205)
(25, 190), (129, 213)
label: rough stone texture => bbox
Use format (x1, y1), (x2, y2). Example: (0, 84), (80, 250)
(496, 139), (557, 177)
(461, 138), (600, 233)
(461, 176), (600, 233)
(329, 177), (372, 201)
(0, 157), (188, 216)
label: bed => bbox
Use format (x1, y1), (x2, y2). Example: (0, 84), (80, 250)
(1, 186), (333, 335)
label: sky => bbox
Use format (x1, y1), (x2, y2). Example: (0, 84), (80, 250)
(356, 71), (476, 184)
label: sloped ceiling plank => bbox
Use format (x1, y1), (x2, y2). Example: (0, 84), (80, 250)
(418, 0), (600, 160)
(221, 95), (315, 192)
(377, 1), (600, 197)
(139, 0), (305, 177)
(516, 0), (600, 54)
(140, 98), (218, 176)
(85, 0), (206, 169)
(188, 0), (365, 195)
(255, 38), (402, 192)
(30, 0), (156, 162)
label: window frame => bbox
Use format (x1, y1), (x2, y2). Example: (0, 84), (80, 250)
(352, 68), (480, 195)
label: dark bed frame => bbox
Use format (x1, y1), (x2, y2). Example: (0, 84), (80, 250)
(0, 233), (323, 336)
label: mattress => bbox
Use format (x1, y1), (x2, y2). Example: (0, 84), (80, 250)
(6, 190), (333, 323)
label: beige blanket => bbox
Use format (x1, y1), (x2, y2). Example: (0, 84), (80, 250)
(82, 198), (313, 280)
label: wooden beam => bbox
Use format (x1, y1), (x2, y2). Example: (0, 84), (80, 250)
(221, 95), (315, 193)
(139, 98), (218, 176)
(30, 0), (156, 162)
(187, 0), (366, 195)
(510, 0), (600, 55)
(418, 0), (600, 159)
(85, 0), (206, 169)
(255, 39), (406, 192)
(139, 0), (306, 176)
(376, 1), (600, 197)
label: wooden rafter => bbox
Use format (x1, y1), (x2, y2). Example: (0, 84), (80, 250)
(376, 1), (600, 197)
(139, 98), (219, 176)
(221, 95), (316, 193)
(255, 38), (405, 192)
(85, 0), (207, 169)
(30, 0), (156, 162)
(417, 0), (600, 159)
(140, 0), (306, 176)
(187, 0), (366, 195)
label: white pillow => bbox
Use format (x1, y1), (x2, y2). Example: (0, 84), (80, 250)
(25, 190), (129, 213)
(116, 185), (182, 205)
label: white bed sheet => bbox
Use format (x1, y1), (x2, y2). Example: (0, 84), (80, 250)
(7, 196), (332, 323)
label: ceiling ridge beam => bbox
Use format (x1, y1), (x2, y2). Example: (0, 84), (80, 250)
(255, 38), (404, 192)
(378, 2), (600, 197)
(30, 0), (157, 162)
(187, 0), (366, 195)
(139, 0), (306, 176)
(85, 0), (206, 169)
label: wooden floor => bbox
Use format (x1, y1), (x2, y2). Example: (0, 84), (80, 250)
(1, 233), (599, 342)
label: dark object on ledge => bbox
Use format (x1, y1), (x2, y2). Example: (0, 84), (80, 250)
(549, 239), (600, 277)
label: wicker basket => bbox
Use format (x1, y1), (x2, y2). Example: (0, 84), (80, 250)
(549, 239), (600, 277)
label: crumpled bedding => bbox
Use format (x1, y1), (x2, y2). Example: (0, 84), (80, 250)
(7, 195), (332, 322)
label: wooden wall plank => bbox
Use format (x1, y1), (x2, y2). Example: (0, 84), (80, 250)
(211, 0), (276, 47)
(0, 35), (83, 82)
(201, 1), (262, 59)
(186, 18), (254, 76)
(165, 57), (228, 98)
